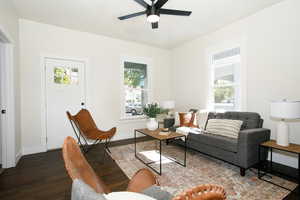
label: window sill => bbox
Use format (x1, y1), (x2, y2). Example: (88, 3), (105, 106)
(119, 116), (147, 123)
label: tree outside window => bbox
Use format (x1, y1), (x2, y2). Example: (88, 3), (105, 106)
(211, 47), (241, 111)
(124, 62), (148, 117)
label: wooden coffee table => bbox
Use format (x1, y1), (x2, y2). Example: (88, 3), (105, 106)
(134, 128), (186, 175)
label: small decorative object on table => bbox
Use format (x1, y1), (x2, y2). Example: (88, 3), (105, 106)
(161, 101), (176, 131)
(159, 128), (170, 136)
(270, 100), (300, 146)
(143, 103), (165, 131)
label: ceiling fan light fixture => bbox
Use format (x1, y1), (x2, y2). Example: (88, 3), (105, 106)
(118, 0), (192, 29)
(147, 14), (160, 23)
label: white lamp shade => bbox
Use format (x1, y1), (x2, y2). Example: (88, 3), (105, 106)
(161, 101), (175, 109)
(270, 100), (300, 119)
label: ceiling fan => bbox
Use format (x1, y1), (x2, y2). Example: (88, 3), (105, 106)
(118, 0), (192, 29)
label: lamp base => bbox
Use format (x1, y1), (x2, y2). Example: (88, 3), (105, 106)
(276, 120), (289, 147)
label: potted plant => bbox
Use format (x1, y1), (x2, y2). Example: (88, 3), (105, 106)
(143, 103), (164, 130)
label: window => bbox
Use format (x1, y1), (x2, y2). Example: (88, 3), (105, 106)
(210, 47), (241, 111)
(54, 67), (79, 85)
(122, 61), (149, 119)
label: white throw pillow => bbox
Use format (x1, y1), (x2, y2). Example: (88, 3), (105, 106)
(197, 111), (209, 129)
(206, 119), (243, 139)
(174, 112), (180, 126)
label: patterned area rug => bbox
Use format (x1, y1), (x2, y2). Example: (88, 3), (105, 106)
(110, 140), (297, 200)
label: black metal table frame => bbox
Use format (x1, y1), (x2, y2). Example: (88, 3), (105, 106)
(258, 144), (300, 191)
(134, 129), (187, 175)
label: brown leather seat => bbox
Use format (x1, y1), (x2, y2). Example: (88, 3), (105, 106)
(66, 109), (116, 153)
(62, 136), (158, 194)
(172, 184), (226, 200)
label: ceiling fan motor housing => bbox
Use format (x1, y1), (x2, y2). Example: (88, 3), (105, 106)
(147, 4), (160, 17)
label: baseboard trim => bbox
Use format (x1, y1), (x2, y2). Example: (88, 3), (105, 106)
(22, 146), (47, 155)
(15, 150), (22, 165)
(21, 136), (152, 155)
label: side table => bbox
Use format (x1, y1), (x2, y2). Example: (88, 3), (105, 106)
(258, 140), (300, 191)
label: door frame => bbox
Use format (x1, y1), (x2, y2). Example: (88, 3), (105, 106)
(0, 26), (16, 168)
(41, 55), (88, 151)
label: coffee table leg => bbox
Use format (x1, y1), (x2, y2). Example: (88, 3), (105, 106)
(134, 130), (136, 157)
(159, 140), (162, 175)
(184, 136), (187, 167)
(270, 148), (273, 174)
(298, 153), (300, 185)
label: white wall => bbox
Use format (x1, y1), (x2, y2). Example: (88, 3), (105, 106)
(171, 0), (300, 168)
(0, 0), (21, 165)
(19, 19), (171, 154)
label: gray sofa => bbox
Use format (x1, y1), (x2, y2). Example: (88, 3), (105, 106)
(173, 112), (271, 176)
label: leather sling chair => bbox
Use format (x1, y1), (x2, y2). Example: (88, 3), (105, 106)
(62, 136), (158, 194)
(172, 184), (226, 200)
(66, 109), (116, 154)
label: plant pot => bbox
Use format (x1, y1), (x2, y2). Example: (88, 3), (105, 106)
(146, 118), (158, 131)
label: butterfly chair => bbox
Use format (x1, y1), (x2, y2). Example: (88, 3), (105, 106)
(172, 184), (226, 200)
(62, 136), (158, 194)
(66, 109), (116, 154)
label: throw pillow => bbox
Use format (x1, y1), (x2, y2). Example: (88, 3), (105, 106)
(72, 179), (106, 200)
(205, 119), (243, 138)
(178, 112), (198, 127)
(197, 111), (209, 129)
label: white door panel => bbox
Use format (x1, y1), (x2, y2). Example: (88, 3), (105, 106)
(45, 58), (86, 150)
(0, 42), (3, 164)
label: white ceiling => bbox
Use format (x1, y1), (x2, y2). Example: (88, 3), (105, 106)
(12, 0), (284, 49)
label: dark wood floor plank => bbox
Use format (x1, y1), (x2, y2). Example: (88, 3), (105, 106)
(0, 144), (128, 200)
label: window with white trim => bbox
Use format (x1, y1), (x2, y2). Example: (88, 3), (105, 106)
(210, 47), (241, 111)
(122, 61), (149, 119)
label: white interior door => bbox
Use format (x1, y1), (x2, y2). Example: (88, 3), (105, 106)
(0, 42), (3, 165)
(45, 57), (86, 150)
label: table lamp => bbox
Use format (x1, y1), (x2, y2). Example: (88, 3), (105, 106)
(161, 100), (175, 117)
(161, 101), (175, 130)
(270, 100), (300, 146)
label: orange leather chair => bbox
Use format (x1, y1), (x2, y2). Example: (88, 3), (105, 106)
(66, 109), (116, 154)
(62, 136), (158, 194)
(173, 184), (226, 200)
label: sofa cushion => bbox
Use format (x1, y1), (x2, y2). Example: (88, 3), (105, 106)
(206, 119), (243, 139)
(224, 112), (262, 129)
(188, 132), (238, 153)
(207, 112), (263, 130)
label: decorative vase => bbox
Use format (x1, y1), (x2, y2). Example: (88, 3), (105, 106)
(146, 118), (158, 131)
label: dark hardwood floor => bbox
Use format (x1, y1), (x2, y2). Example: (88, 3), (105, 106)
(0, 144), (129, 200)
(0, 139), (299, 200)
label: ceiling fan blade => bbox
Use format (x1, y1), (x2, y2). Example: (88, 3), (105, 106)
(118, 11), (146, 20)
(160, 9), (192, 16)
(134, 0), (149, 8)
(152, 22), (158, 29)
(155, 0), (168, 9)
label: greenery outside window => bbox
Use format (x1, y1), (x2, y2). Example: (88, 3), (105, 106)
(210, 47), (241, 111)
(123, 61), (149, 119)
